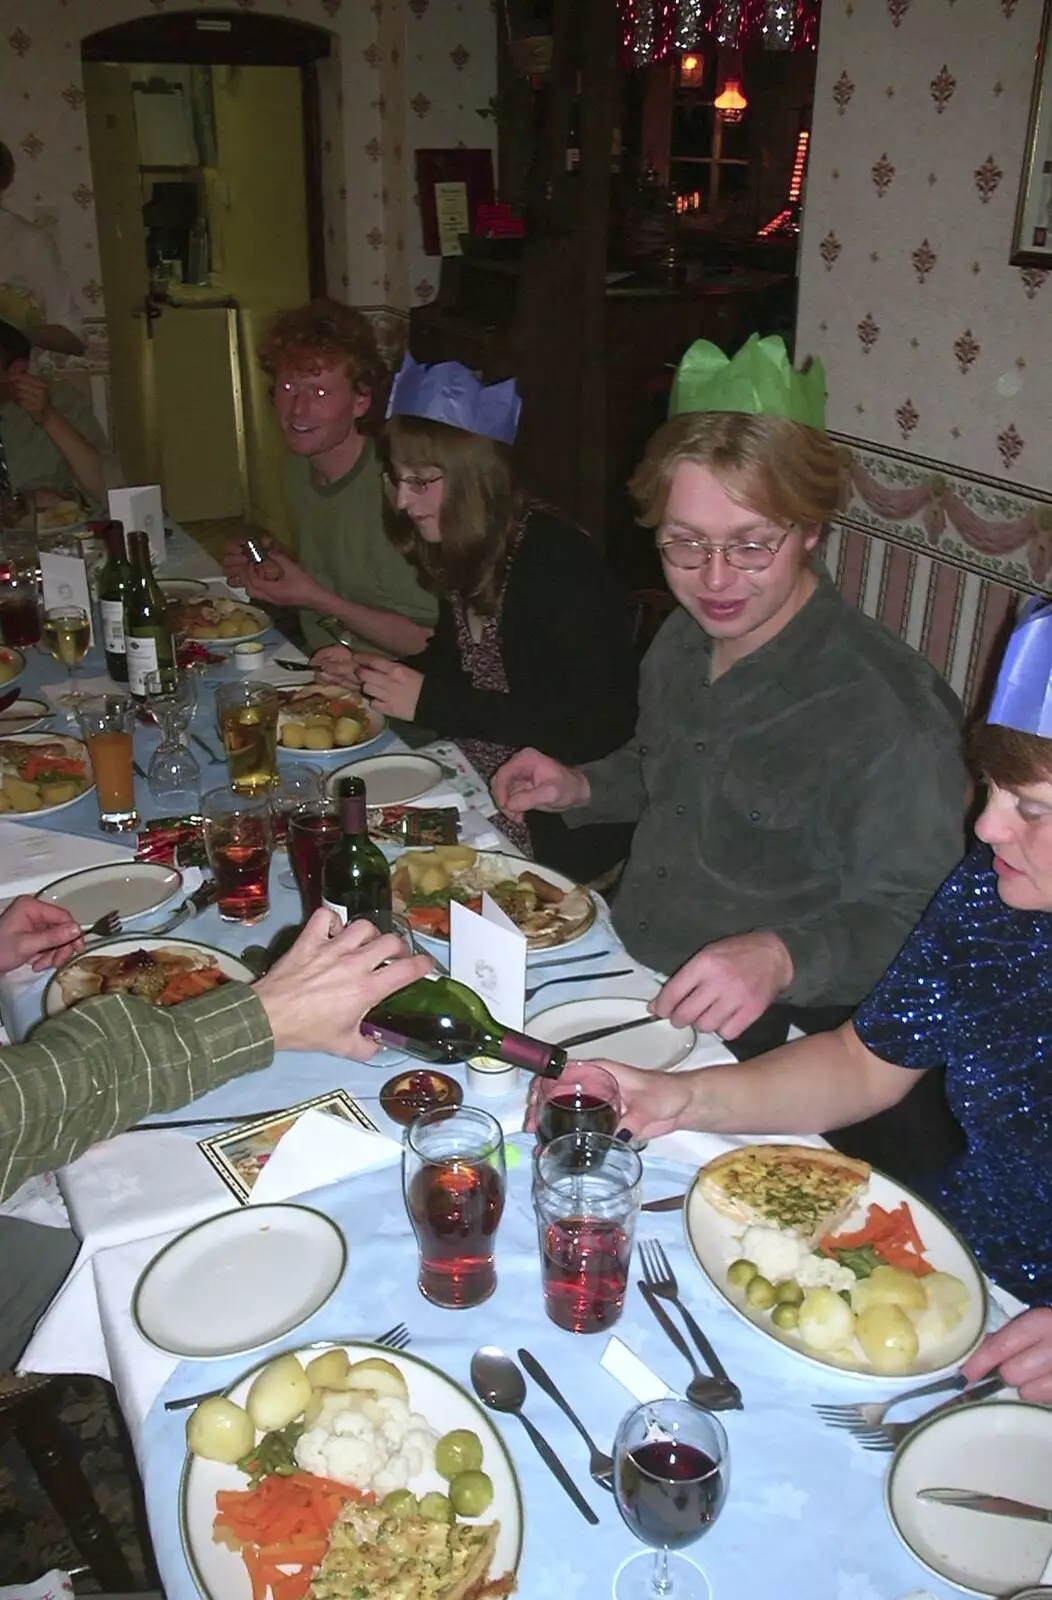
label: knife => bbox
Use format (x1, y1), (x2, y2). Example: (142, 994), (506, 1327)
(917, 1488), (1052, 1523)
(558, 1013), (662, 1050)
(641, 1193), (688, 1213)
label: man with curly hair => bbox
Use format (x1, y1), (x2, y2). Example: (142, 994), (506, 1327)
(224, 299), (436, 654)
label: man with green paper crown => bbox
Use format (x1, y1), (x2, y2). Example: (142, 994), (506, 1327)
(494, 334), (969, 1179)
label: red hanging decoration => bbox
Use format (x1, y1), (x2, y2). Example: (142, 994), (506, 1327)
(619, 0), (819, 65)
(793, 0), (821, 48)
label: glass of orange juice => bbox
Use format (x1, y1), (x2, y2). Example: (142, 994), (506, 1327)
(77, 695), (138, 832)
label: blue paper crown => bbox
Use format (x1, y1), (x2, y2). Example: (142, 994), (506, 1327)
(386, 354), (521, 445)
(988, 596), (1052, 738)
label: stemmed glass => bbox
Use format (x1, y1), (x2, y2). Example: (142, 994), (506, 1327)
(612, 1399), (729, 1600)
(272, 762), (325, 887)
(41, 604), (90, 716)
(533, 1063), (624, 1148)
(144, 668), (200, 809)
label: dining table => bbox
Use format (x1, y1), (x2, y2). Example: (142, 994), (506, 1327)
(0, 525), (1039, 1600)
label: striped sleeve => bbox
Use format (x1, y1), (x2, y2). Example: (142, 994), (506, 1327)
(0, 983), (273, 1201)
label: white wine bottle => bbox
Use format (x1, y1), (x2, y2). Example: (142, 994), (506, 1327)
(97, 521), (130, 684)
(123, 528), (174, 700)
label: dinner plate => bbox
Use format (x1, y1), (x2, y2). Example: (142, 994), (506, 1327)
(528, 994), (696, 1065)
(0, 731), (94, 817)
(394, 848), (598, 955)
(179, 1339), (524, 1600)
(886, 1401), (1052, 1595)
(133, 1205), (347, 1358)
(160, 578), (209, 602)
(684, 1152), (987, 1381)
(178, 599), (271, 647)
(0, 696), (50, 734)
(277, 704), (387, 761)
(43, 935), (256, 1017)
(0, 645), (26, 691)
(325, 751), (443, 806)
(37, 861), (183, 927)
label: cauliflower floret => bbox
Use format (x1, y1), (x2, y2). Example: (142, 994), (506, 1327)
(371, 1452), (413, 1497)
(400, 1427), (437, 1478)
(331, 1408), (375, 1439)
(796, 1252), (857, 1294)
(294, 1424), (376, 1488)
(738, 1224), (805, 1284)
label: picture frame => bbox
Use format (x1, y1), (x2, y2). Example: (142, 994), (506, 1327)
(198, 1089), (379, 1204)
(1011, 0), (1052, 266)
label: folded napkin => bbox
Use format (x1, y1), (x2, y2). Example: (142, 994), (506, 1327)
(58, 1128), (236, 1257)
(0, 822), (132, 899)
(247, 1107), (402, 1204)
(40, 673), (124, 715)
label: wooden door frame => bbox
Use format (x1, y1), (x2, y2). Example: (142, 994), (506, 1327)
(81, 10), (330, 299)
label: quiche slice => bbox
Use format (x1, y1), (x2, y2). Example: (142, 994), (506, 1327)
(308, 1505), (507, 1600)
(699, 1144), (871, 1243)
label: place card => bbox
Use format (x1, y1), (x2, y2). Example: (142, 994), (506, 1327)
(107, 484), (165, 568)
(449, 891), (527, 1031)
(601, 1335), (673, 1403)
(38, 549), (94, 646)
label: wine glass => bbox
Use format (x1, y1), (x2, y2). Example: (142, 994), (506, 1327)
(272, 762), (325, 887)
(144, 669), (201, 810)
(612, 1399), (729, 1600)
(41, 604), (90, 716)
(533, 1062), (623, 1148)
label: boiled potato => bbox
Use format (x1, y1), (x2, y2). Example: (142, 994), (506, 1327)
(431, 845), (477, 870)
(344, 1357), (409, 1402)
(186, 1396), (255, 1463)
(856, 1302), (919, 1373)
(851, 1265), (926, 1315)
(334, 716), (362, 747)
(3, 775), (42, 811)
(218, 618), (243, 638)
(281, 722), (307, 749)
(401, 851), (436, 888)
(245, 1352), (312, 1430)
(419, 865), (452, 895)
(195, 624), (219, 639)
(305, 1348), (353, 1391)
(303, 726), (335, 751)
(921, 1270), (970, 1332)
(38, 782), (78, 805)
(305, 713), (334, 729)
(0, 659), (16, 684)
(798, 1287), (856, 1353)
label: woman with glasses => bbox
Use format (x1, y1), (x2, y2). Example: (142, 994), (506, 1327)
(494, 335), (969, 1180)
(311, 355), (638, 881)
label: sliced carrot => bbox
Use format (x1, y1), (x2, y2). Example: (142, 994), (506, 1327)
(269, 1571), (312, 1600)
(241, 1545), (269, 1600)
(212, 1470), (380, 1600)
(258, 1541), (327, 1566)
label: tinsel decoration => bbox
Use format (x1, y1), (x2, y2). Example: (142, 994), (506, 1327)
(622, 0), (819, 63)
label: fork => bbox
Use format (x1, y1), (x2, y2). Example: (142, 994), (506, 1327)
(525, 967), (632, 1002)
(639, 1239), (743, 1410)
(833, 1372), (1009, 1451)
(81, 909), (122, 939)
(814, 1371), (970, 1429)
(163, 1321), (412, 1410)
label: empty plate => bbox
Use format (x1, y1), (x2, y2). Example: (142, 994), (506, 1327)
(527, 995), (697, 1069)
(325, 751), (443, 806)
(38, 861), (183, 926)
(0, 697), (50, 734)
(132, 1204), (347, 1359)
(160, 578), (209, 601)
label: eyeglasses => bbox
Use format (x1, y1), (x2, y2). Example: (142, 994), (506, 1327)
(656, 526), (794, 572)
(382, 470), (444, 498)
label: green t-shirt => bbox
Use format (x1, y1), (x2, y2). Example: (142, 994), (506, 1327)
(283, 437), (438, 653)
(0, 379), (112, 509)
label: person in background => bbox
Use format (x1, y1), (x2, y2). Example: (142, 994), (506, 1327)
(0, 141), (85, 358)
(0, 318), (109, 508)
(0, 897), (429, 1368)
(493, 335), (969, 1180)
(595, 594), (1052, 1307)
(222, 300), (437, 656)
(963, 1308), (1052, 1402)
(311, 355), (639, 883)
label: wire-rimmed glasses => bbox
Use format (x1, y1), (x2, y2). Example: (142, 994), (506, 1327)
(656, 525), (794, 572)
(381, 469), (445, 498)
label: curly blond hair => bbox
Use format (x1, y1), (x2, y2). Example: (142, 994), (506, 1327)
(258, 298), (389, 432)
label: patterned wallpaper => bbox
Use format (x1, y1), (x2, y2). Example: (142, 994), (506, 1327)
(797, 0), (1051, 494)
(0, 0), (497, 354)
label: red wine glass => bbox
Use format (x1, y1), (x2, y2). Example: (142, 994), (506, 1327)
(612, 1398), (729, 1599)
(533, 1062), (623, 1148)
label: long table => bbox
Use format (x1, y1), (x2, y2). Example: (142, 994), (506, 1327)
(1, 531), (1031, 1599)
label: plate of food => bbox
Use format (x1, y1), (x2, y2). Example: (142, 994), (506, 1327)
(180, 1339), (523, 1600)
(36, 498), (85, 533)
(160, 578), (210, 603)
(0, 696), (48, 734)
(391, 845), (597, 950)
(684, 1142), (986, 1381)
(276, 682), (386, 758)
(44, 936), (255, 1017)
(0, 646), (26, 690)
(0, 733), (92, 815)
(170, 595), (271, 645)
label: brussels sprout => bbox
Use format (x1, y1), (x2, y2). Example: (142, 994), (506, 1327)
(435, 1428), (484, 1481)
(382, 1489), (420, 1518)
(449, 1470), (494, 1518)
(419, 1491), (455, 1524)
(771, 1302), (801, 1331)
(745, 1274), (777, 1309)
(727, 1258), (758, 1289)
(774, 1279), (804, 1306)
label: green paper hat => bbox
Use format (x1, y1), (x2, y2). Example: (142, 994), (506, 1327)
(668, 333), (827, 430)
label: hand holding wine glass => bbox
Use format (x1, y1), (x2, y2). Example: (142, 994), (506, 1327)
(613, 1399), (729, 1600)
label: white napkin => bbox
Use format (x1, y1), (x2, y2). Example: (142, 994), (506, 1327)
(39, 672), (125, 715)
(247, 1107), (402, 1204)
(0, 822), (132, 898)
(58, 1128), (236, 1256)
(0, 1568), (75, 1600)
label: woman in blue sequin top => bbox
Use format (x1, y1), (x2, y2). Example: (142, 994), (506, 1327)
(602, 714), (1052, 1308)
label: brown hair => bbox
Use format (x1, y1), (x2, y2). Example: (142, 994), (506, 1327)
(258, 298), (389, 432)
(629, 411), (844, 531)
(381, 415), (529, 614)
(967, 721), (1052, 789)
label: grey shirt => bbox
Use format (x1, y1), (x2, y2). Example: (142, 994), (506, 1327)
(572, 570), (968, 1006)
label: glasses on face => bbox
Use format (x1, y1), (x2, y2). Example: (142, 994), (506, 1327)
(382, 470), (445, 498)
(657, 525), (794, 572)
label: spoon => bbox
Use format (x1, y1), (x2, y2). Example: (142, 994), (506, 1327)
(639, 1284), (744, 1411)
(470, 1347), (599, 1525)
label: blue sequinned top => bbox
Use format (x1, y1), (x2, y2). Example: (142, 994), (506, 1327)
(854, 844), (1052, 1306)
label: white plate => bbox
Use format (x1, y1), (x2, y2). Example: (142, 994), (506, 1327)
(0, 731), (94, 816)
(43, 935), (256, 1017)
(178, 598), (271, 647)
(0, 646), (26, 691)
(179, 1339), (524, 1600)
(0, 697), (50, 734)
(133, 1205), (347, 1358)
(886, 1401), (1052, 1595)
(326, 751), (443, 806)
(528, 994), (696, 1066)
(160, 578), (209, 601)
(395, 848), (598, 955)
(684, 1153), (987, 1381)
(278, 705), (387, 761)
(37, 861), (183, 926)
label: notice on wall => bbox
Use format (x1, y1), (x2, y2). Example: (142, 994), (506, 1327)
(434, 182), (470, 257)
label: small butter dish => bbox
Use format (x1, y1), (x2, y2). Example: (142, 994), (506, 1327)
(233, 641), (265, 672)
(465, 1054), (520, 1098)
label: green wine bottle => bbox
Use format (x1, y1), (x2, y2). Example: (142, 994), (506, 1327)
(123, 528), (174, 700)
(97, 521), (131, 683)
(363, 975), (567, 1079)
(322, 776), (393, 929)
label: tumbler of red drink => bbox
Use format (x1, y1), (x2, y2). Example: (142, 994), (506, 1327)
(201, 784), (273, 924)
(286, 800), (342, 917)
(533, 1132), (643, 1334)
(403, 1106), (506, 1309)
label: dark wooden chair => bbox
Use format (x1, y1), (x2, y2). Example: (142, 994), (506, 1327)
(0, 1371), (156, 1591)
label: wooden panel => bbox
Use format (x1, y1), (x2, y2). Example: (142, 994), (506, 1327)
(153, 307), (243, 522)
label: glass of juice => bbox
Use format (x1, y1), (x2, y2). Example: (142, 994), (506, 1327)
(534, 1063), (623, 1149)
(77, 695), (138, 832)
(612, 1399), (729, 1600)
(215, 682), (279, 796)
(286, 799), (342, 916)
(201, 784), (273, 923)
(403, 1106), (506, 1309)
(533, 1131), (642, 1334)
